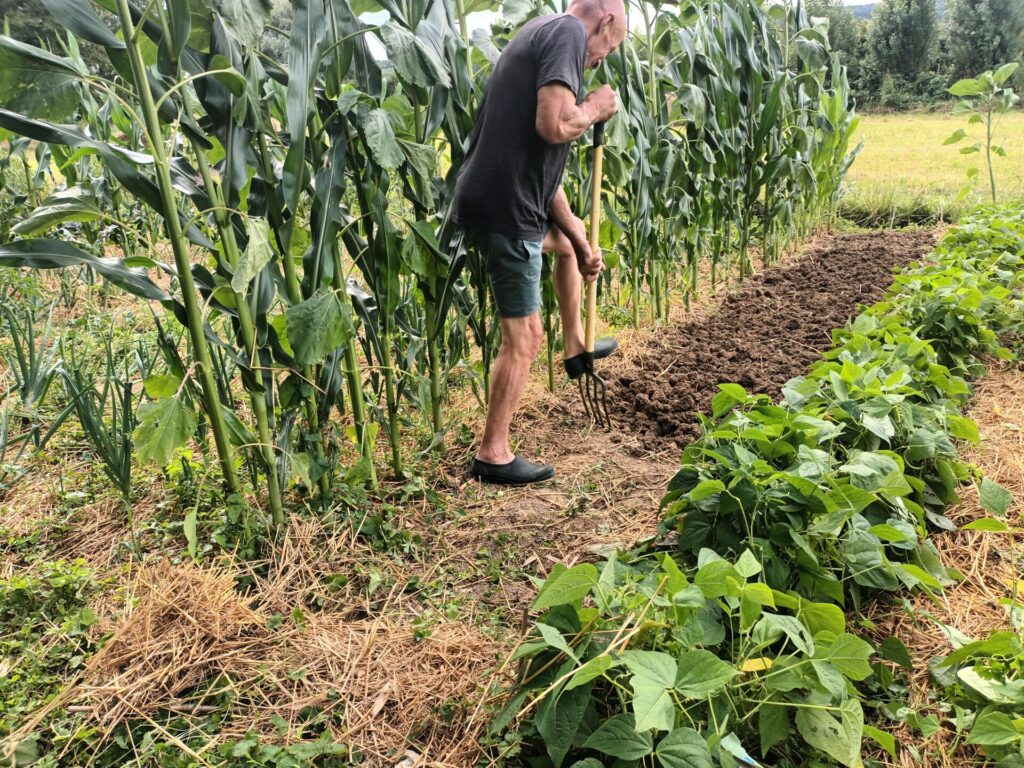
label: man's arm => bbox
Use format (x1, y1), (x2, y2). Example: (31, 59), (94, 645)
(536, 83), (617, 145)
(549, 187), (603, 280)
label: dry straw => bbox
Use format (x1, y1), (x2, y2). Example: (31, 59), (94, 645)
(865, 364), (1024, 767)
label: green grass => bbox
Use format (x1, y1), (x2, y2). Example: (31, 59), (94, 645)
(841, 111), (1024, 226)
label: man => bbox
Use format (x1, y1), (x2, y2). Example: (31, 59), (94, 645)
(454, 0), (626, 486)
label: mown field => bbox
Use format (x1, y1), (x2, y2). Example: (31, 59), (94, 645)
(842, 111), (1024, 225)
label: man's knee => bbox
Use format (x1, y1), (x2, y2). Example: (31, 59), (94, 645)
(545, 228), (575, 261)
(502, 315), (544, 359)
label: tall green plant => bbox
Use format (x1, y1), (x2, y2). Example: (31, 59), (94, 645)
(943, 62), (1020, 203)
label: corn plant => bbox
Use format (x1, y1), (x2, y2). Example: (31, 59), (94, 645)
(0, 0), (860, 535)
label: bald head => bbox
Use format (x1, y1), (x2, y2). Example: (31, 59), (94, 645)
(568, 0), (627, 69)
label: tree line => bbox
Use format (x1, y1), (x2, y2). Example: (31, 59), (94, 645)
(808, 0), (1023, 109)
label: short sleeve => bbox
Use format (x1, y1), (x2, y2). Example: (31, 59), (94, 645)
(533, 16), (586, 96)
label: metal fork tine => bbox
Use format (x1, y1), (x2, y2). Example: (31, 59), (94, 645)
(577, 377), (592, 420)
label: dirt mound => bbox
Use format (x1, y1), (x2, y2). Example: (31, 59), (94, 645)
(611, 230), (935, 449)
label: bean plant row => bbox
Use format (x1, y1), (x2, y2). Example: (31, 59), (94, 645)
(0, 0), (859, 527)
(505, 206), (1024, 766)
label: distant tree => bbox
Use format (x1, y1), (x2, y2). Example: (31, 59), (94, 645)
(868, 0), (938, 80)
(259, 0), (294, 65)
(807, 0), (863, 82)
(946, 0), (1024, 80)
(2, 0), (111, 74)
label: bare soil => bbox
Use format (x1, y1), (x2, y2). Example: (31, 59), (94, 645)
(609, 229), (936, 449)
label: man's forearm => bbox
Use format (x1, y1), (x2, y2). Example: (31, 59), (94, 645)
(548, 188), (588, 251)
(548, 101), (603, 145)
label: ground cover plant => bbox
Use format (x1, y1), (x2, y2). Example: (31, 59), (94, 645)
(500, 206), (1024, 766)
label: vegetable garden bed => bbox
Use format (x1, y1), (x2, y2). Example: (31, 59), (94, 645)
(611, 229), (935, 449)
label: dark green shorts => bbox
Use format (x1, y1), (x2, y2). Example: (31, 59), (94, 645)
(472, 230), (543, 318)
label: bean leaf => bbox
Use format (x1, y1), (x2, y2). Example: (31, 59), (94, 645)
(583, 714), (654, 759)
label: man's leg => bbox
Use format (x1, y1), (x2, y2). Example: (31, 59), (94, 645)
(476, 312), (544, 464)
(543, 224), (585, 359)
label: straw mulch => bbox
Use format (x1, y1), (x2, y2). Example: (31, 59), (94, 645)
(26, 524), (503, 767)
(80, 558), (266, 723)
(864, 364), (1024, 768)
(219, 614), (503, 766)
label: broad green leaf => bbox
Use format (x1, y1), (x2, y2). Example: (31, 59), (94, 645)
(711, 382), (748, 417)
(0, 36), (83, 120)
(967, 709), (1020, 746)
(656, 727), (712, 768)
(399, 140), (437, 207)
(979, 477), (1012, 516)
(674, 649), (738, 698)
(382, 23), (451, 89)
(942, 128), (967, 145)
(623, 651), (677, 688)
(143, 374), (182, 399)
(993, 62), (1019, 86)
(361, 108), (404, 170)
(947, 414), (980, 442)
(184, 506), (198, 559)
(40, 0), (125, 48)
(0, 239), (170, 302)
(794, 700), (863, 767)
(962, 518), (1011, 532)
(863, 725), (895, 757)
(879, 636), (913, 670)
(12, 188), (104, 236)
(799, 601), (845, 636)
(565, 655), (614, 690)
(583, 714), (654, 760)
(537, 622), (578, 662)
(536, 682), (592, 768)
(694, 560), (742, 598)
(285, 289), (355, 367)
(840, 451), (910, 495)
(948, 78), (985, 97)
(231, 218), (275, 292)
(814, 633), (874, 681)
(133, 394), (197, 466)
(624, 651), (677, 733)
(735, 549), (762, 578)
(213, 0), (272, 47)
(687, 479), (726, 501)
(12, 738), (39, 766)
(632, 677), (675, 733)
(532, 563), (598, 610)
(758, 703), (789, 756)
(752, 613), (815, 655)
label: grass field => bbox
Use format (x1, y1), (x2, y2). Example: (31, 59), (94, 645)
(842, 111), (1024, 225)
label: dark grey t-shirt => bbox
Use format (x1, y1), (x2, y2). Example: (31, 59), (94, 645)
(453, 14), (587, 241)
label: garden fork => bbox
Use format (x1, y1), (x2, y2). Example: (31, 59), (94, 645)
(578, 122), (612, 429)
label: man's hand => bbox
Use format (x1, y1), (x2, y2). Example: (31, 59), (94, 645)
(575, 242), (605, 283)
(583, 84), (618, 124)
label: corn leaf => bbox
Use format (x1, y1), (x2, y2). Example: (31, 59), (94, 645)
(0, 239), (170, 302)
(0, 36), (83, 121)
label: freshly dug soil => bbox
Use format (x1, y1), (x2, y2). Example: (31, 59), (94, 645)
(611, 230), (935, 449)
